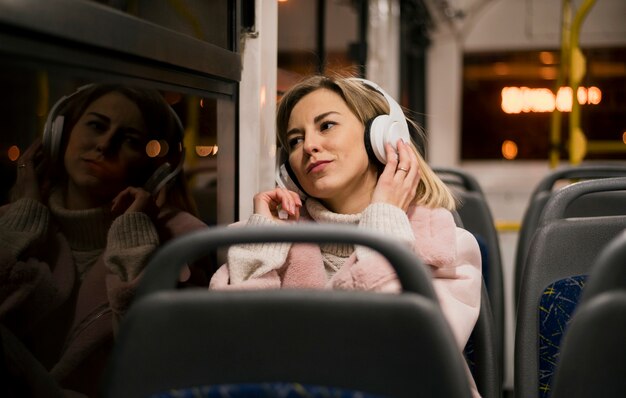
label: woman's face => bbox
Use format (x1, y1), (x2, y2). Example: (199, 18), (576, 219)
(63, 91), (150, 207)
(286, 88), (378, 213)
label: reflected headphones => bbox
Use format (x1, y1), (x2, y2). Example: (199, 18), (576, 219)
(42, 84), (186, 196)
(276, 77), (411, 199)
(42, 84), (93, 165)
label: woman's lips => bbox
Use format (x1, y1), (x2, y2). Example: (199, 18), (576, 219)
(307, 160), (331, 174)
(82, 159), (112, 175)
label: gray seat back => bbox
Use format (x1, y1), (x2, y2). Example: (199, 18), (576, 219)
(465, 282), (501, 398)
(550, 292), (626, 398)
(514, 164), (626, 305)
(434, 167), (505, 382)
(515, 177), (626, 398)
(550, 229), (626, 397)
(451, 210), (500, 398)
(579, 228), (626, 303)
(103, 225), (472, 398)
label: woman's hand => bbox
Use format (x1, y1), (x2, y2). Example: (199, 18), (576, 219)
(111, 187), (158, 218)
(371, 139), (421, 211)
(253, 188), (302, 222)
(11, 138), (47, 203)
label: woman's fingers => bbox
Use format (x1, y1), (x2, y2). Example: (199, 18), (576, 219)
(395, 139), (420, 185)
(111, 187), (157, 217)
(395, 139), (412, 176)
(253, 188), (302, 221)
(371, 139), (420, 211)
(12, 139), (45, 202)
(378, 142), (399, 180)
(280, 189), (302, 215)
(19, 137), (42, 161)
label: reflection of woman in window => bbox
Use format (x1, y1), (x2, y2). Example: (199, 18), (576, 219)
(0, 84), (208, 397)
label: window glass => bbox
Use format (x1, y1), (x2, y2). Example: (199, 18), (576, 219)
(0, 63), (235, 227)
(461, 48), (626, 161)
(90, 0), (233, 50)
(278, 0), (361, 95)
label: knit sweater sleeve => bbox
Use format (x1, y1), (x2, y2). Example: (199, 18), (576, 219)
(0, 199), (70, 324)
(225, 214), (292, 285)
(0, 199), (50, 259)
(103, 212), (159, 282)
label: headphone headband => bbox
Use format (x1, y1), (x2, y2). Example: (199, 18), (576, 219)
(349, 78), (408, 128)
(43, 84), (184, 158)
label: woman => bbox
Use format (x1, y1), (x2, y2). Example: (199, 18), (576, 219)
(210, 75), (482, 396)
(0, 84), (208, 397)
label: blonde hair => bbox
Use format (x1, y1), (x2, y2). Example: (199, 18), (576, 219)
(276, 74), (456, 211)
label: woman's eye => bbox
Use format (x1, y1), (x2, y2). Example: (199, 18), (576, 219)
(288, 136), (303, 149)
(320, 121), (336, 131)
(87, 120), (107, 131)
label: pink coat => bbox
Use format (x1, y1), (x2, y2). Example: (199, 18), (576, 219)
(210, 205), (482, 351)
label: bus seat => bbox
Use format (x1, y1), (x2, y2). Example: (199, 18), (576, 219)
(434, 167), (505, 382)
(514, 164), (626, 307)
(464, 281), (501, 398)
(550, 229), (626, 397)
(515, 177), (626, 398)
(550, 291), (626, 398)
(452, 209), (501, 398)
(102, 225), (472, 398)
(578, 228), (626, 303)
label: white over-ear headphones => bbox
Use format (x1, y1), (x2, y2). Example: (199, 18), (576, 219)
(351, 78), (411, 164)
(275, 77), (412, 200)
(276, 148), (308, 200)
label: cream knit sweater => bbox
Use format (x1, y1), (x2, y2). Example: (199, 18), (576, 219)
(227, 198), (415, 284)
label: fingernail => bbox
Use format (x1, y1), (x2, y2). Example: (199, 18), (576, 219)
(278, 209), (288, 220)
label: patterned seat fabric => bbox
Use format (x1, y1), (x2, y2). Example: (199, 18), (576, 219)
(151, 383), (387, 398)
(538, 275), (587, 398)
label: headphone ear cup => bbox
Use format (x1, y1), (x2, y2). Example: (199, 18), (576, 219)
(42, 84), (94, 168)
(367, 115), (391, 164)
(42, 115), (65, 166)
(350, 78), (411, 164)
(275, 149), (308, 200)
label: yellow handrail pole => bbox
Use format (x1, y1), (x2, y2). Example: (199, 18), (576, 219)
(549, 0), (572, 169)
(568, 0), (596, 165)
(185, 95), (199, 170)
(168, 0), (205, 40)
(36, 72), (49, 136)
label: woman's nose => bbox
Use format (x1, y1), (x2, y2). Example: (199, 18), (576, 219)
(95, 130), (116, 153)
(302, 133), (321, 154)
